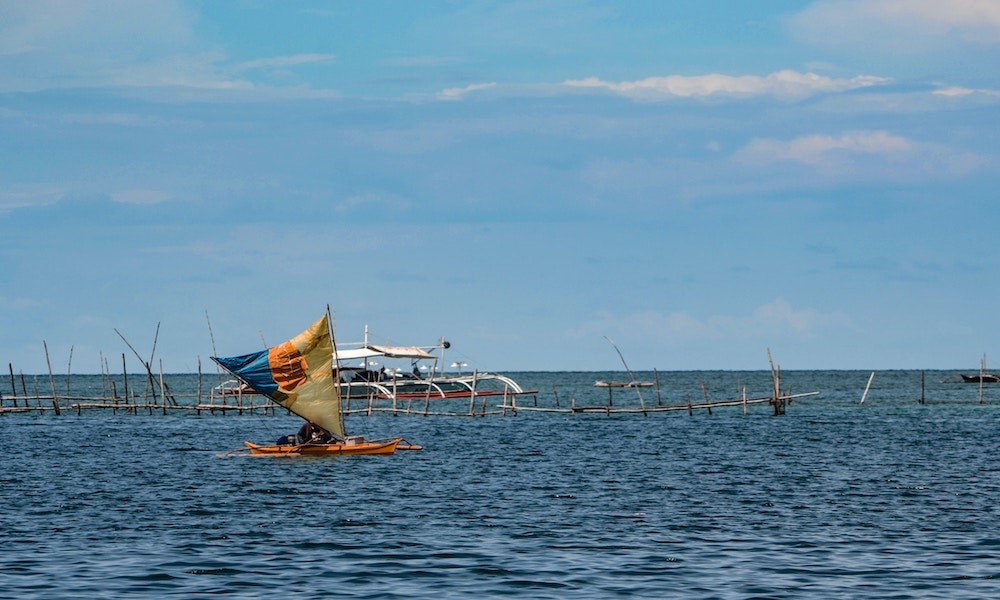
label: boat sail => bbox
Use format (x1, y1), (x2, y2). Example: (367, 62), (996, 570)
(211, 311), (420, 455)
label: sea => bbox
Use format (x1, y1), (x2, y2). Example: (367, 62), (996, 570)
(2, 369), (999, 598)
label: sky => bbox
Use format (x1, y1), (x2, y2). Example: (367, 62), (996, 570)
(1, 0), (999, 374)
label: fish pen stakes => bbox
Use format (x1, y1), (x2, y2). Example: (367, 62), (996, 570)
(1, 360), (287, 417)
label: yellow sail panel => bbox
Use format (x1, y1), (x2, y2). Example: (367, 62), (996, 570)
(266, 314), (345, 439)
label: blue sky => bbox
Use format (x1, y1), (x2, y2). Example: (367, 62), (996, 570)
(2, 0), (998, 374)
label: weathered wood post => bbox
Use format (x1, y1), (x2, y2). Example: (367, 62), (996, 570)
(197, 357), (203, 416)
(122, 353), (132, 415)
(768, 349), (784, 416)
(654, 369), (662, 407)
(8, 363), (17, 407)
(920, 370), (925, 405)
(44, 341), (61, 416)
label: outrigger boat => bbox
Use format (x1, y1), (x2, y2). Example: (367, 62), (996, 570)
(334, 331), (536, 405)
(212, 331), (535, 407)
(212, 310), (421, 456)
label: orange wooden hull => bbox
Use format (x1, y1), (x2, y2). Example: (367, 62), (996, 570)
(244, 438), (403, 456)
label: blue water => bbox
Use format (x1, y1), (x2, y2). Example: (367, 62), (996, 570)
(2, 370), (999, 598)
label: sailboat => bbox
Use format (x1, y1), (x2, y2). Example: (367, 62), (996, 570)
(211, 311), (421, 456)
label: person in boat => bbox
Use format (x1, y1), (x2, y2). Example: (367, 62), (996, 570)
(296, 421), (334, 444)
(412, 364), (421, 379)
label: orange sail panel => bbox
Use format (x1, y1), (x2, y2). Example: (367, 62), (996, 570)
(212, 314), (345, 439)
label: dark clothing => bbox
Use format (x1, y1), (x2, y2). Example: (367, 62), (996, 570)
(296, 422), (333, 444)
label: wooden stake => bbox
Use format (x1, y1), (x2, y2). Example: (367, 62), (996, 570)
(8, 363), (17, 407)
(66, 345), (73, 396)
(122, 353), (130, 415)
(654, 368), (662, 406)
(979, 354), (986, 405)
(603, 336), (645, 410)
(197, 357), (202, 416)
(920, 370), (925, 405)
(43, 341), (60, 416)
(159, 359), (167, 415)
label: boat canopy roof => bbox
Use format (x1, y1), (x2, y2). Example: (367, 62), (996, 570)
(335, 344), (436, 361)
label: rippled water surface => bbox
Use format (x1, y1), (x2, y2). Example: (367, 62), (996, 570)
(2, 370), (1000, 598)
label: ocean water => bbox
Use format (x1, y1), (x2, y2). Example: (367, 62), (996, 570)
(2, 370), (999, 598)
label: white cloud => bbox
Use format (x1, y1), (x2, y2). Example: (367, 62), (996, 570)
(792, 0), (1000, 48)
(0, 185), (64, 213)
(563, 70), (888, 101)
(0, 1), (337, 97)
(737, 131), (915, 167)
(734, 130), (985, 177)
(437, 82), (497, 101)
(933, 85), (1000, 97)
(0, 0), (225, 92)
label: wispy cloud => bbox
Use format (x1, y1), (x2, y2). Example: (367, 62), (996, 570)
(437, 82), (497, 101)
(737, 131), (914, 166)
(0, 1), (336, 98)
(933, 85), (1000, 97)
(235, 53), (335, 72)
(792, 0), (1000, 49)
(734, 130), (985, 176)
(563, 70), (888, 101)
(0, 0), (215, 92)
(0, 185), (64, 213)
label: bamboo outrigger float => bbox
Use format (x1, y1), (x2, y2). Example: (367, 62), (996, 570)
(212, 308), (422, 456)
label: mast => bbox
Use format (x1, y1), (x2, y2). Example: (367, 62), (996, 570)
(327, 304), (347, 437)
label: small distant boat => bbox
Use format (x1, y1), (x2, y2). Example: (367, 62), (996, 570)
(594, 380), (655, 388)
(212, 310), (421, 456)
(961, 373), (1000, 383)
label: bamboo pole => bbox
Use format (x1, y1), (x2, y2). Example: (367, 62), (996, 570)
(43, 341), (60, 416)
(860, 371), (875, 405)
(767, 349), (784, 415)
(979, 354), (986, 405)
(65, 345), (73, 397)
(159, 359), (167, 416)
(8, 363), (17, 407)
(114, 328), (160, 405)
(654, 368), (662, 407)
(197, 357), (202, 416)
(467, 370), (477, 416)
(701, 381), (712, 416)
(423, 359), (437, 416)
(122, 353), (131, 415)
(920, 370), (925, 405)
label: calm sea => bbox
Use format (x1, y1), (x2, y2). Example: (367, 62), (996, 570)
(2, 370), (999, 598)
